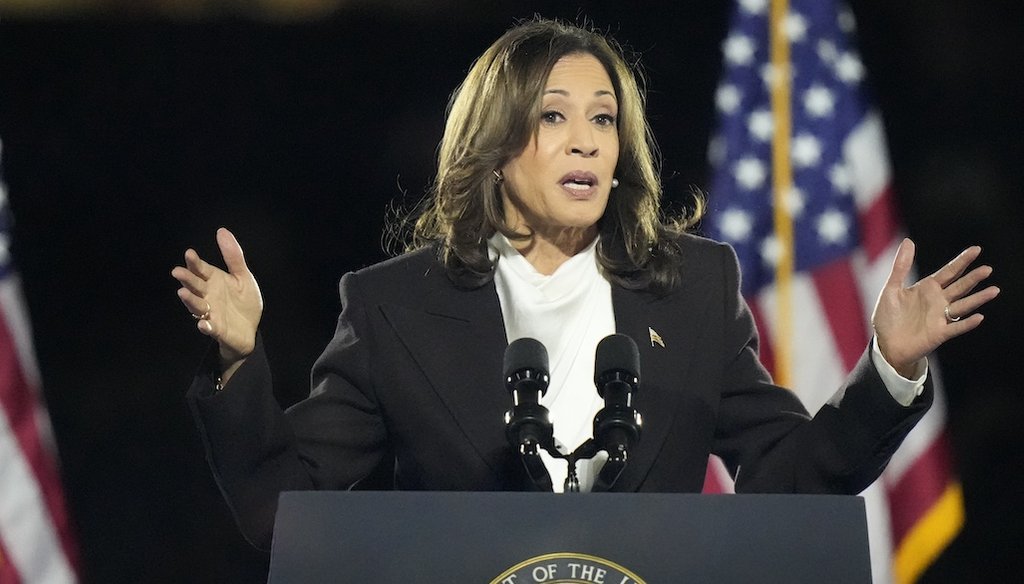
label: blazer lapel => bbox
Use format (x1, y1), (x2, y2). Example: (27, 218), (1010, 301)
(379, 279), (511, 473)
(377, 257), (720, 491)
(610, 279), (715, 491)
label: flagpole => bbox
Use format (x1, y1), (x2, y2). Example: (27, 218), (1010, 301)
(768, 0), (795, 387)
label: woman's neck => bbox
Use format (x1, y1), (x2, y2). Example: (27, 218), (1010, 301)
(508, 226), (597, 275)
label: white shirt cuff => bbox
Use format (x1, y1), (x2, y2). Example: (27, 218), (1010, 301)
(871, 336), (928, 407)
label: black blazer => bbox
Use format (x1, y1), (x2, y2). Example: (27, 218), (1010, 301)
(189, 234), (931, 549)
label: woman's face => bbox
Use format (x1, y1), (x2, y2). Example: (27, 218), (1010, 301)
(501, 53), (619, 241)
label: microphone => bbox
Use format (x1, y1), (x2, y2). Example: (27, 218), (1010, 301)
(592, 333), (643, 491)
(502, 338), (554, 491)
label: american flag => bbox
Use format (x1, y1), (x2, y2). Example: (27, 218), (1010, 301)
(0, 140), (78, 583)
(703, 0), (962, 582)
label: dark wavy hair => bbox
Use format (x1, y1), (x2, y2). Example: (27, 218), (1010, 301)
(400, 17), (702, 292)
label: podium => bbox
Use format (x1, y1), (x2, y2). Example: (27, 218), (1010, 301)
(269, 491), (871, 583)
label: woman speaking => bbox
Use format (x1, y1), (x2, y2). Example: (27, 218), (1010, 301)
(171, 18), (998, 550)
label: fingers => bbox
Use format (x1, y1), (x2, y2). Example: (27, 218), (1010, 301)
(173, 234), (226, 333)
(183, 247), (219, 282)
(930, 245), (982, 288)
(885, 238), (916, 288)
(946, 284), (1001, 322)
(943, 280), (999, 345)
(176, 286), (207, 317)
(171, 264), (206, 296)
(943, 313), (985, 339)
(943, 264), (994, 300)
(173, 230), (242, 292)
(176, 287), (215, 335)
(217, 227), (250, 276)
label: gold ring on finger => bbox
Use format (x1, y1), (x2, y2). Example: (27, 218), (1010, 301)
(191, 302), (211, 321)
(944, 305), (961, 323)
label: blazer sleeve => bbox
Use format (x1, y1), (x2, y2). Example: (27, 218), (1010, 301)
(709, 243), (933, 494)
(187, 271), (388, 550)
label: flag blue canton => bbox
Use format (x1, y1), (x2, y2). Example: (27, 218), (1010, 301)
(706, 0), (872, 297)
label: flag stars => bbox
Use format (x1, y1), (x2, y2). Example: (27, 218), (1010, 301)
(838, 6), (857, 33)
(760, 235), (785, 267)
(836, 53), (865, 84)
(739, 0), (768, 15)
(748, 109), (774, 142)
(718, 208), (755, 242)
(734, 156), (768, 190)
(804, 85), (836, 118)
(829, 164), (853, 193)
(816, 209), (851, 244)
(716, 84), (742, 114)
(782, 12), (809, 43)
(817, 39), (838, 64)
(760, 63), (788, 90)
(791, 134), (823, 168)
(723, 34), (756, 66)
(784, 187), (806, 217)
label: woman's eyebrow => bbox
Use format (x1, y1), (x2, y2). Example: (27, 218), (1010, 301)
(543, 88), (617, 100)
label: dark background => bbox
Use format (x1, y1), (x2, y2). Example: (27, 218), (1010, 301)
(1, 1), (1021, 581)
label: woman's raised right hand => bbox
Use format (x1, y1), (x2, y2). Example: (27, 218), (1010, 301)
(172, 228), (263, 368)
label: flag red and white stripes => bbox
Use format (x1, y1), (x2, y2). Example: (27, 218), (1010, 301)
(0, 143), (78, 583)
(705, 2), (962, 582)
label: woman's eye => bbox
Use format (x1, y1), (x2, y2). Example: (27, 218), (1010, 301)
(541, 110), (564, 123)
(594, 113), (617, 126)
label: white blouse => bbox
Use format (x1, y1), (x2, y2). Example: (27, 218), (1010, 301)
(490, 233), (614, 492)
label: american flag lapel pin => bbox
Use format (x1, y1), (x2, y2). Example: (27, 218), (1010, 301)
(648, 327), (665, 348)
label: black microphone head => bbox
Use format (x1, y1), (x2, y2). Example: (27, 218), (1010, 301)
(594, 334), (640, 383)
(504, 337), (549, 380)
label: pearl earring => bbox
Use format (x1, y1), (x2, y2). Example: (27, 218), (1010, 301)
(611, 178), (620, 188)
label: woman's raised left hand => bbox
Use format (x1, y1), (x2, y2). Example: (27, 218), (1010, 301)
(872, 238), (1000, 378)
